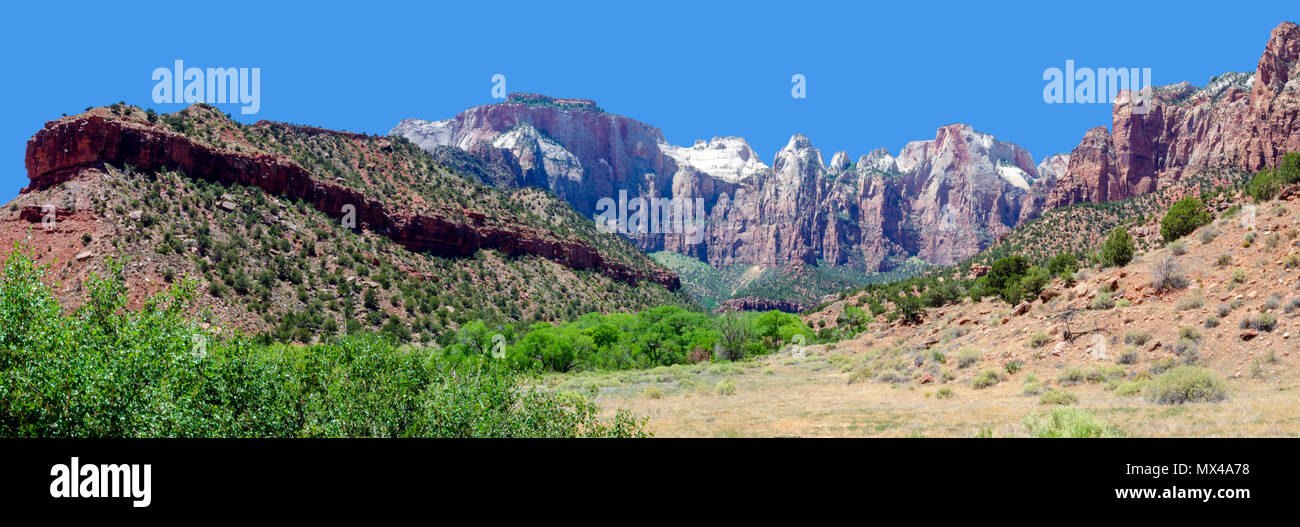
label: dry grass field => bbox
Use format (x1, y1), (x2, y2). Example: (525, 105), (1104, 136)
(549, 198), (1300, 437)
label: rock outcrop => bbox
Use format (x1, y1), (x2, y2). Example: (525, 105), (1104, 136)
(24, 112), (680, 290)
(1048, 22), (1300, 209)
(714, 296), (808, 314)
(394, 96), (1045, 271)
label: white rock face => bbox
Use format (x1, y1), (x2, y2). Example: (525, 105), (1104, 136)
(829, 151), (850, 171)
(1036, 153), (1071, 181)
(391, 118), (458, 150)
(859, 148), (898, 172)
(996, 164), (1033, 190)
(492, 123), (583, 182)
(772, 134), (825, 184)
(660, 136), (768, 183)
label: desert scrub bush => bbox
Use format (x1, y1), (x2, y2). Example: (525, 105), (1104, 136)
(875, 367), (911, 384)
(1230, 268), (1247, 284)
(1123, 329), (1151, 346)
(1216, 253), (1233, 267)
(1204, 315), (1219, 328)
(1150, 255), (1187, 292)
(1215, 302), (1233, 317)
(1116, 346), (1139, 365)
(846, 366), (875, 385)
(1286, 254), (1300, 269)
(1242, 231), (1256, 248)
(1023, 407), (1122, 438)
(1178, 326), (1201, 341)
(1091, 291), (1115, 310)
(942, 325), (970, 343)
(1263, 294), (1281, 311)
(1115, 298), (1131, 308)
(1169, 240), (1187, 255)
(1029, 332), (1051, 348)
(972, 368), (1004, 389)
(642, 386), (665, 399)
(957, 349), (982, 369)
(1171, 338), (1199, 358)
(1285, 297), (1300, 315)
(1057, 366), (1087, 386)
(1021, 378), (1043, 396)
(1145, 366), (1228, 404)
(1087, 364), (1126, 383)
(714, 379), (737, 396)
(1240, 312), (1278, 332)
(1198, 228), (1218, 245)
(1113, 381), (1144, 396)
(1148, 357), (1177, 376)
(1175, 293), (1203, 310)
(1039, 389), (1077, 405)
(1266, 233), (1281, 250)
(935, 386), (955, 399)
(1005, 360), (1024, 375)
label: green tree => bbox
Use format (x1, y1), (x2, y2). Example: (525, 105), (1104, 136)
(1160, 196), (1212, 242)
(1246, 169), (1278, 202)
(1047, 253), (1079, 277)
(1278, 151), (1300, 184)
(1101, 227), (1135, 267)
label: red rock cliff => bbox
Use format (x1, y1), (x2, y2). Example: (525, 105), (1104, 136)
(1048, 21), (1300, 209)
(23, 113), (680, 290)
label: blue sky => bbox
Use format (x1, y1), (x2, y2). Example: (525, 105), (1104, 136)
(1, 1), (1294, 200)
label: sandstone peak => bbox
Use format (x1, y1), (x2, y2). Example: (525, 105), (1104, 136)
(783, 133), (815, 152)
(829, 151), (850, 171)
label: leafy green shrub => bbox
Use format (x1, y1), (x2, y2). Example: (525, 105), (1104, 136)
(1145, 366), (1228, 404)
(1039, 390), (1077, 405)
(1160, 197), (1211, 242)
(1023, 407), (1121, 438)
(0, 245), (647, 438)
